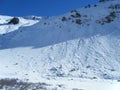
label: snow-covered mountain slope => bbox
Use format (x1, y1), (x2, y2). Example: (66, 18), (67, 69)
(0, 0), (120, 81)
(0, 15), (39, 34)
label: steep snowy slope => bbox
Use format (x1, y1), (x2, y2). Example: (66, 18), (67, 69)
(0, 0), (120, 81)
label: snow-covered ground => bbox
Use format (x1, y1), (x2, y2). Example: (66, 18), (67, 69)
(36, 78), (120, 90)
(0, 0), (120, 90)
(0, 78), (120, 90)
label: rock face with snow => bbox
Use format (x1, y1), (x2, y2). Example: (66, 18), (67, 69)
(0, 0), (120, 81)
(0, 15), (38, 34)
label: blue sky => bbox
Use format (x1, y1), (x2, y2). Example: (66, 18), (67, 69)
(0, 0), (98, 16)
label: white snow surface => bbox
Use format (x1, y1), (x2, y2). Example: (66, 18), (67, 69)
(33, 78), (120, 90)
(0, 0), (120, 90)
(0, 15), (39, 34)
